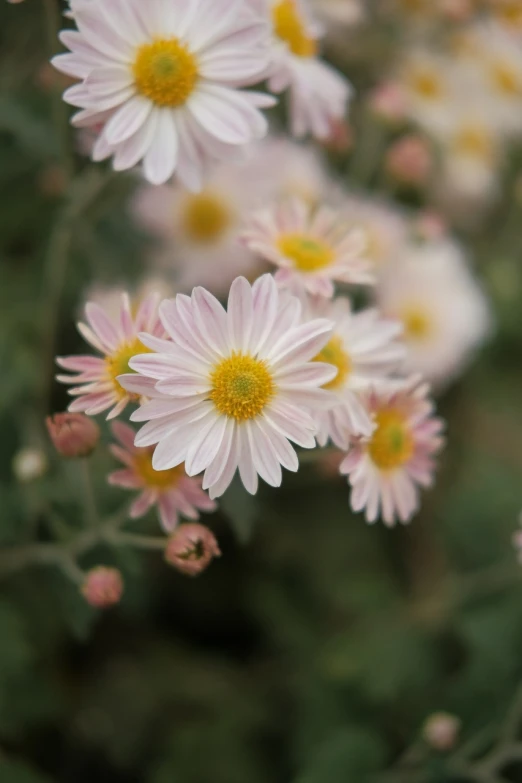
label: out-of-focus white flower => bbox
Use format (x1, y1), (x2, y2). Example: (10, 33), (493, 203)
(53, 0), (275, 188)
(254, 0), (352, 139)
(133, 136), (331, 295)
(120, 275), (336, 498)
(376, 239), (492, 389)
(340, 376), (444, 526)
(13, 448), (48, 482)
(340, 195), (409, 273)
(310, 0), (364, 28)
(306, 296), (405, 448)
(398, 50), (459, 133)
(488, 0), (522, 37)
(242, 198), (371, 297)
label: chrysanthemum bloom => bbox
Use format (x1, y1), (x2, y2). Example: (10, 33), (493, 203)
(120, 275), (336, 498)
(52, 0), (275, 188)
(340, 377), (444, 526)
(375, 239), (491, 389)
(132, 136), (330, 295)
(253, 0), (352, 139)
(242, 199), (371, 298)
(397, 50), (457, 133)
(46, 412), (100, 458)
(165, 523), (221, 576)
(82, 566), (123, 609)
(307, 296), (406, 449)
(109, 421), (216, 532)
(57, 292), (163, 419)
(340, 195), (408, 274)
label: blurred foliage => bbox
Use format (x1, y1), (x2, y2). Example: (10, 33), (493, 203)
(1, 2), (522, 783)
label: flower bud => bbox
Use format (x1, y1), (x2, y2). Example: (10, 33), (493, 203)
(320, 118), (354, 154)
(423, 712), (461, 751)
(165, 524), (221, 577)
(46, 413), (100, 458)
(82, 567), (123, 609)
(385, 134), (432, 186)
(369, 82), (408, 125)
(13, 448), (48, 482)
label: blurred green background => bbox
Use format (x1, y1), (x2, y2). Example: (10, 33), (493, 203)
(2, 2), (522, 782)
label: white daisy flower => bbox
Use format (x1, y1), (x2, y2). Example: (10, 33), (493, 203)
(119, 275), (336, 498)
(241, 198), (372, 298)
(306, 296), (406, 449)
(375, 239), (492, 389)
(250, 0), (352, 138)
(53, 0), (275, 189)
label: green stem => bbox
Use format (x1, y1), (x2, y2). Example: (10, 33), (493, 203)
(80, 458), (99, 528)
(105, 532), (168, 551)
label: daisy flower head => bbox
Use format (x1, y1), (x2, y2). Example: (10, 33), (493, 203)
(52, 0), (275, 189)
(306, 296), (406, 449)
(376, 239), (492, 389)
(340, 376), (444, 526)
(341, 194), (408, 274)
(242, 199), (372, 298)
(109, 421), (216, 532)
(254, 0), (352, 139)
(120, 275), (336, 499)
(57, 292), (163, 420)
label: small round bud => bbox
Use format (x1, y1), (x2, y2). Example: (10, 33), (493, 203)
(369, 82), (408, 125)
(320, 118), (354, 154)
(385, 134), (433, 186)
(13, 448), (48, 483)
(165, 524), (221, 577)
(81, 567), (123, 609)
(423, 712), (461, 751)
(46, 413), (100, 458)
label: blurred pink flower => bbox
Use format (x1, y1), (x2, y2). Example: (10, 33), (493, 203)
(386, 134), (433, 186)
(46, 412), (100, 458)
(82, 567), (123, 609)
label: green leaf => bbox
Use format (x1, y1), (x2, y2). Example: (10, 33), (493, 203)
(295, 727), (386, 783)
(219, 476), (258, 544)
(0, 759), (54, 783)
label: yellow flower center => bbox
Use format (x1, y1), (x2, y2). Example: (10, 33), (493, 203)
(278, 233), (335, 272)
(313, 336), (352, 390)
(133, 38), (198, 107)
(453, 125), (494, 162)
(398, 0), (429, 13)
(181, 191), (233, 243)
(368, 409), (414, 471)
(272, 0), (318, 57)
(134, 451), (185, 489)
(106, 338), (151, 399)
(496, 3), (522, 28)
(491, 61), (521, 96)
(401, 306), (432, 341)
(210, 353), (274, 421)
(408, 68), (444, 101)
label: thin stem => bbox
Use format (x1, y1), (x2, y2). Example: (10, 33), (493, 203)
(105, 532), (168, 551)
(80, 458), (99, 528)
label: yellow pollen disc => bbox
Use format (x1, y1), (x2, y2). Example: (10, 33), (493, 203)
(401, 306), (432, 341)
(491, 62), (521, 96)
(497, 3), (522, 27)
(313, 336), (352, 391)
(134, 451), (185, 489)
(398, 0), (428, 13)
(278, 233), (335, 273)
(133, 38), (198, 107)
(453, 125), (494, 161)
(106, 338), (152, 399)
(272, 0), (318, 58)
(181, 191), (232, 244)
(408, 69), (443, 101)
(368, 409), (414, 471)
(210, 353), (274, 421)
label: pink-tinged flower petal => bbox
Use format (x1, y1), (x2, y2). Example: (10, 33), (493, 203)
(237, 425), (258, 495)
(227, 276), (253, 354)
(207, 425), (240, 499)
(85, 302), (121, 352)
(277, 362), (338, 388)
(157, 494), (180, 532)
(185, 414), (228, 477)
(247, 420), (282, 487)
(130, 490), (157, 519)
(117, 374), (166, 397)
(108, 469), (143, 489)
(202, 418), (235, 490)
(111, 420), (136, 450)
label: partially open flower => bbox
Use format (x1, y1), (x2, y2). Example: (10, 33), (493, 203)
(82, 567), (123, 609)
(165, 524), (221, 577)
(46, 412), (100, 458)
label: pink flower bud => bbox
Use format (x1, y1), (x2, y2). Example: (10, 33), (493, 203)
(82, 567), (123, 609)
(320, 118), (354, 154)
(165, 524), (221, 577)
(423, 712), (461, 751)
(414, 210), (447, 242)
(385, 134), (433, 186)
(46, 413), (100, 458)
(369, 82), (408, 124)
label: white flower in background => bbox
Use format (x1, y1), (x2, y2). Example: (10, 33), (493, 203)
(252, 0), (352, 138)
(132, 135), (331, 295)
(340, 376), (444, 526)
(306, 296), (406, 449)
(340, 195), (408, 274)
(119, 275), (336, 498)
(310, 0), (365, 30)
(53, 0), (275, 188)
(242, 198), (371, 297)
(13, 448), (48, 483)
(488, 0), (522, 36)
(398, 50), (458, 133)
(375, 239), (492, 389)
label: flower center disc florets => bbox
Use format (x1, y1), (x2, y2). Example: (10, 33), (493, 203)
(278, 233), (335, 272)
(133, 38), (198, 107)
(314, 335), (352, 390)
(210, 354), (274, 421)
(272, 0), (318, 58)
(182, 191), (232, 243)
(401, 306), (432, 340)
(134, 451), (185, 489)
(368, 408), (414, 470)
(106, 338), (151, 397)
